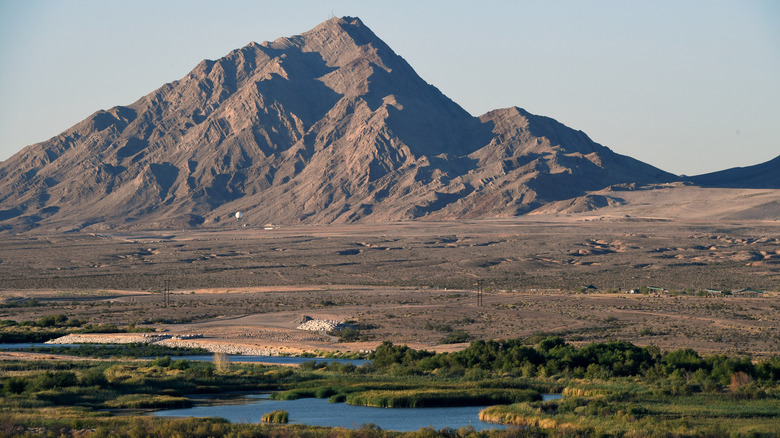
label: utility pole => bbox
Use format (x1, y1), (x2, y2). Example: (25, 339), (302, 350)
(163, 279), (170, 307)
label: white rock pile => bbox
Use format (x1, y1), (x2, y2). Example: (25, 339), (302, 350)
(46, 333), (169, 344)
(296, 319), (351, 332)
(156, 339), (278, 355)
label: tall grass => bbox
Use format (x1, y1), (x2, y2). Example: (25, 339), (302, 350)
(345, 388), (541, 408)
(261, 410), (289, 423)
(104, 394), (193, 409)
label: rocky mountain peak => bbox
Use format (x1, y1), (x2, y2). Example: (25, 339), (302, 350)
(0, 17), (676, 233)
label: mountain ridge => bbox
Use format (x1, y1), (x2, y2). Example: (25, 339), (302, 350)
(0, 16), (699, 232)
(687, 155), (780, 189)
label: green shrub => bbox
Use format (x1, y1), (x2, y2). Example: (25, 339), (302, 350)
(153, 356), (172, 368)
(0, 299), (42, 308)
(170, 359), (191, 370)
(35, 314), (73, 327)
(328, 393), (347, 403)
(80, 368), (108, 388)
(32, 371), (78, 390)
(4, 376), (27, 394)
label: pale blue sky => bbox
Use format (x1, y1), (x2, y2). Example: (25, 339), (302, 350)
(1, 0), (778, 175)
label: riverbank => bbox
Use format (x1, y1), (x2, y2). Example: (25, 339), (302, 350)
(47, 333), (285, 356)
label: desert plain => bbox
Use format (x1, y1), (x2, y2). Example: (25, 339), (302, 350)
(1, 187), (778, 360)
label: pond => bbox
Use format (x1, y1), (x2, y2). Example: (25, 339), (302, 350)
(153, 393), (562, 432)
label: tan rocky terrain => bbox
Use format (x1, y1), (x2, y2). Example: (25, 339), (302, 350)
(3, 284), (779, 360)
(1, 216), (778, 358)
(1, 214), (777, 292)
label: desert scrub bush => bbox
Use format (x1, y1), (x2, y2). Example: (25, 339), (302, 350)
(0, 298), (43, 308)
(424, 321), (453, 332)
(261, 410), (289, 423)
(438, 330), (470, 344)
(329, 323), (376, 342)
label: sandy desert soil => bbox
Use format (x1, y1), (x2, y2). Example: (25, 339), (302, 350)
(1, 216), (778, 358)
(1, 286), (778, 359)
(0, 216), (778, 292)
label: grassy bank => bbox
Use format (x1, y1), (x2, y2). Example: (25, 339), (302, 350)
(479, 388), (779, 436)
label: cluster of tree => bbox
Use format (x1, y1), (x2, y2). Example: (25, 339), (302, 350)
(4, 370), (81, 394)
(1, 313), (82, 328)
(370, 338), (780, 386)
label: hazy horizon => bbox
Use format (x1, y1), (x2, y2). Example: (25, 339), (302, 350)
(1, 0), (778, 175)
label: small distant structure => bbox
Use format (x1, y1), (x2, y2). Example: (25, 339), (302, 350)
(647, 286), (666, 293)
(704, 289), (723, 295)
(235, 211), (243, 220)
(731, 288), (765, 297)
(264, 223), (275, 230)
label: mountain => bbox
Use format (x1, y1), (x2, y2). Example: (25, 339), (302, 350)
(0, 17), (675, 233)
(687, 155), (780, 189)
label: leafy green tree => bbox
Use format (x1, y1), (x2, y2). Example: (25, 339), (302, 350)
(664, 349), (705, 373)
(33, 371), (78, 390)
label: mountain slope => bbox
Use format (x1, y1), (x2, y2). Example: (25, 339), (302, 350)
(0, 17), (674, 232)
(687, 155), (780, 189)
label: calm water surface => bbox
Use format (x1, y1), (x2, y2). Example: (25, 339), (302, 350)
(154, 394), (562, 432)
(0, 343), (79, 349)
